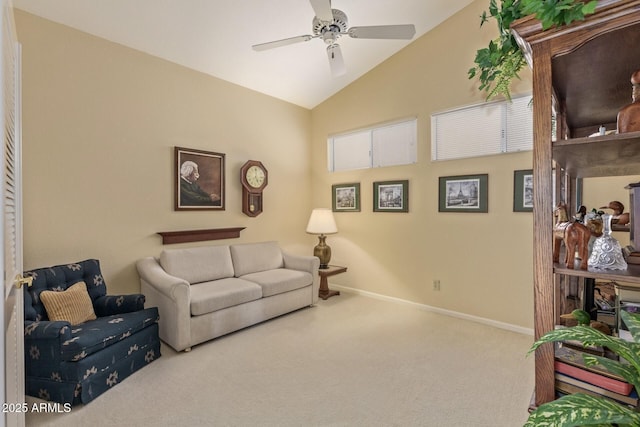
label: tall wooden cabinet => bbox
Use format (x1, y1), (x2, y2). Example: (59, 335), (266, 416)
(511, 0), (640, 406)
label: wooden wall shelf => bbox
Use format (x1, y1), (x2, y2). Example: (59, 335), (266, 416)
(157, 227), (245, 244)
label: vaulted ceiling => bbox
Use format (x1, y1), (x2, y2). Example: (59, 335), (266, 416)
(14, 0), (474, 109)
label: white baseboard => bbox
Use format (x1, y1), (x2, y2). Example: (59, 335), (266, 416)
(330, 284), (534, 336)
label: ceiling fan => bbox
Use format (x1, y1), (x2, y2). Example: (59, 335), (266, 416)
(252, 0), (416, 77)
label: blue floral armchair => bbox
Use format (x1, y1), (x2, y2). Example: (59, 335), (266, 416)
(23, 259), (161, 405)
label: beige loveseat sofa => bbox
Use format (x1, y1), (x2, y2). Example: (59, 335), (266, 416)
(136, 241), (319, 352)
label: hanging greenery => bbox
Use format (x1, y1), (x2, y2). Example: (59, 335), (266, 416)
(468, 0), (598, 100)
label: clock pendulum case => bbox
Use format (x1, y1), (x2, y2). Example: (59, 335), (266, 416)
(240, 160), (268, 217)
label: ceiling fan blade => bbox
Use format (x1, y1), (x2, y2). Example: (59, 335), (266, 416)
(327, 44), (346, 77)
(309, 0), (333, 22)
(252, 35), (314, 51)
(348, 24), (416, 40)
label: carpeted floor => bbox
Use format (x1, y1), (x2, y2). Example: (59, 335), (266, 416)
(25, 292), (534, 426)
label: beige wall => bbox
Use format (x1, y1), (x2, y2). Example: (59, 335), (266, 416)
(311, 0), (536, 329)
(17, 2), (639, 330)
(16, 10), (314, 295)
(310, 0), (639, 330)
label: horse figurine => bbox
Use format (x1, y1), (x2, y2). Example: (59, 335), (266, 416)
(553, 202), (592, 270)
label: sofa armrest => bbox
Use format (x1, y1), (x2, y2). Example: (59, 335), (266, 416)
(93, 294), (146, 317)
(283, 252), (320, 304)
(137, 257), (190, 299)
(283, 252), (319, 274)
(136, 257), (192, 351)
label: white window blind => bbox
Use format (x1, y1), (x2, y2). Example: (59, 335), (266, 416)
(331, 131), (371, 171)
(431, 95), (532, 161)
(372, 120), (417, 167)
(328, 118), (417, 172)
(504, 95), (534, 152)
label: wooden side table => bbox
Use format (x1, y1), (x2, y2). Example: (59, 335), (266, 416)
(317, 265), (347, 300)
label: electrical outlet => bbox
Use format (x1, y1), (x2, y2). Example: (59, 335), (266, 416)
(433, 280), (441, 291)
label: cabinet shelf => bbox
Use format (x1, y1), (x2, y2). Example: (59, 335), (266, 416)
(553, 131), (640, 178)
(554, 263), (640, 285)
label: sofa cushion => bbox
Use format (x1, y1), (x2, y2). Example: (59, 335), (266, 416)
(40, 281), (96, 326)
(57, 307), (159, 362)
(160, 246), (234, 284)
(230, 241), (283, 277)
(189, 278), (262, 316)
(239, 269), (312, 297)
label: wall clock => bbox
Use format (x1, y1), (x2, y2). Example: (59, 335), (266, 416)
(240, 160), (268, 217)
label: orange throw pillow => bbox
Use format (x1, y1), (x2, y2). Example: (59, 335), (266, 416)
(40, 281), (97, 325)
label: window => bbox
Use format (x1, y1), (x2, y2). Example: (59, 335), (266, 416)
(430, 95), (532, 161)
(327, 118), (417, 172)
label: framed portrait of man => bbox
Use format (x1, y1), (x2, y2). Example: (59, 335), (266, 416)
(175, 147), (225, 210)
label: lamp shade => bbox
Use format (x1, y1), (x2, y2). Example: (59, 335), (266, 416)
(306, 208), (338, 235)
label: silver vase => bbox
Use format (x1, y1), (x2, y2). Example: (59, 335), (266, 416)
(588, 213), (627, 270)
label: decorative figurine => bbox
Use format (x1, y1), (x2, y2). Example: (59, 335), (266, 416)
(588, 213), (628, 270)
(553, 202), (592, 270)
(616, 69), (640, 133)
(586, 215), (604, 238)
(600, 200), (630, 225)
(560, 309), (612, 335)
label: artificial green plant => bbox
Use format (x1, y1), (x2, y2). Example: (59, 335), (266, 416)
(525, 309), (640, 426)
(468, 0), (598, 101)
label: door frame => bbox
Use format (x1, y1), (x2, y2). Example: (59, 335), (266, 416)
(1, 0), (24, 425)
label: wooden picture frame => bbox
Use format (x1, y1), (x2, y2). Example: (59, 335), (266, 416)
(373, 180), (409, 213)
(438, 174), (488, 213)
(332, 183), (360, 212)
(514, 169), (533, 212)
(175, 147), (225, 210)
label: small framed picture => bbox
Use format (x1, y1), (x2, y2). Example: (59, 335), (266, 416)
(175, 147), (225, 210)
(332, 183), (360, 212)
(438, 174), (488, 213)
(373, 180), (409, 213)
(513, 169), (533, 212)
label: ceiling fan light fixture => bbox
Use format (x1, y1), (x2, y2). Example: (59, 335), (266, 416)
(251, 0), (416, 76)
(312, 9), (348, 37)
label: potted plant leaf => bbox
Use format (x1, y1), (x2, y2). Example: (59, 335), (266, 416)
(468, 0), (598, 100)
(525, 309), (640, 426)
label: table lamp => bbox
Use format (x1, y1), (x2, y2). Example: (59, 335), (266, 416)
(306, 208), (338, 269)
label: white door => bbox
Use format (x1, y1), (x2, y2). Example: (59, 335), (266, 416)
(1, 0), (24, 425)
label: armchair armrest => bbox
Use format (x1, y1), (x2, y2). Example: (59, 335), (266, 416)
(24, 320), (71, 341)
(24, 320), (73, 377)
(93, 294), (146, 317)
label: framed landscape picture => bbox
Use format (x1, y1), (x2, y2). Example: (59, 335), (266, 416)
(373, 180), (409, 213)
(513, 169), (533, 212)
(438, 174), (488, 213)
(332, 183), (360, 212)
(175, 147), (225, 211)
